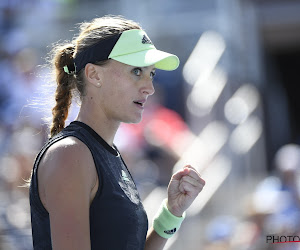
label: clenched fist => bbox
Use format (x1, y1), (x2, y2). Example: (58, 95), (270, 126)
(167, 165), (205, 217)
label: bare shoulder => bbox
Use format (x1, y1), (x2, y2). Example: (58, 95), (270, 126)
(38, 136), (96, 210)
(39, 136), (93, 178)
(43, 136), (89, 160)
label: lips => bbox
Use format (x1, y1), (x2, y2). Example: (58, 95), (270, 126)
(133, 99), (146, 107)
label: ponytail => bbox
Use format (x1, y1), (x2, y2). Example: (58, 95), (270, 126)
(50, 44), (76, 137)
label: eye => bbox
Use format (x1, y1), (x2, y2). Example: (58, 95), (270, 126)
(132, 68), (142, 76)
(150, 71), (156, 80)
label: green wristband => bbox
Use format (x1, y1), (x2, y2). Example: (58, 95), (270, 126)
(153, 199), (186, 239)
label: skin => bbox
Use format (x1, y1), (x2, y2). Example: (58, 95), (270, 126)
(38, 59), (206, 250)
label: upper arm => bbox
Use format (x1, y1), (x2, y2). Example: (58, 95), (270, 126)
(39, 137), (96, 250)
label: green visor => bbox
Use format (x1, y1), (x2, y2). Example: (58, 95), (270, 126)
(108, 29), (179, 71)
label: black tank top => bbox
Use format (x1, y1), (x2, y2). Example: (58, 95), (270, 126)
(29, 121), (148, 249)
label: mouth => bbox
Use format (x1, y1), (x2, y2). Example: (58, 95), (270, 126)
(133, 99), (146, 108)
(133, 101), (144, 107)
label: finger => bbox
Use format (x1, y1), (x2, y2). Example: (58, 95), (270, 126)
(184, 165), (197, 171)
(171, 168), (189, 181)
(184, 165), (201, 178)
(180, 175), (201, 187)
(184, 168), (206, 186)
(179, 181), (204, 195)
(179, 181), (185, 193)
(184, 165), (203, 174)
(180, 176), (205, 192)
(186, 168), (201, 181)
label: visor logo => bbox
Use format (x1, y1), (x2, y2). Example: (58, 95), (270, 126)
(142, 35), (153, 45)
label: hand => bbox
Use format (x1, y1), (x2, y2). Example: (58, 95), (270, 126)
(167, 165), (205, 217)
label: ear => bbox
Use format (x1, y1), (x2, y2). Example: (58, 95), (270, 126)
(84, 63), (102, 88)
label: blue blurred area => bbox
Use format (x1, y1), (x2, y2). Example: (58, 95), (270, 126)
(1, 0), (300, 249)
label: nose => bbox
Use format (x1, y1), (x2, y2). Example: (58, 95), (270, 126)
(142, 79), (155, 96)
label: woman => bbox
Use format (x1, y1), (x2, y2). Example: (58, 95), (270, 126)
(29, 15), (205, 250)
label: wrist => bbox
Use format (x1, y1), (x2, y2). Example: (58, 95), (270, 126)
(166, 201), (184, 217)
(153, 199), (186, 239)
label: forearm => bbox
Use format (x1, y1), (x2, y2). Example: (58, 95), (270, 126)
(144, 227), (168, 250)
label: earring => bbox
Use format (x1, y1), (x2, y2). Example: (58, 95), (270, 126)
(97, 82), (101, 87)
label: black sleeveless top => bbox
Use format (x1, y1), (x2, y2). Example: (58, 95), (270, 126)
(29, 121), (148, 249)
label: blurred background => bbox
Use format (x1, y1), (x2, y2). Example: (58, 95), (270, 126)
(1, 0), (300, 249)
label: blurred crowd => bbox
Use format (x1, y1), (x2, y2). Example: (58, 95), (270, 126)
(0, 1), (48, 249)
(1, 1), (300, 250)
(201, 144), (300, 250)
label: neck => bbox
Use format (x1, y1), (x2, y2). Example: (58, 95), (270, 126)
(76, 103), (120, 147)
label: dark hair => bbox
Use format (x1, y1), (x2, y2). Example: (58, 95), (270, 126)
(49, 16), (141, 137)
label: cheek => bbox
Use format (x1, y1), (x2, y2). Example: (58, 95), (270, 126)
(108, 75), (133, 98)
(103, 74), (122, 97)
(103, 84), (128, 109)
(102, 70), (134, 107)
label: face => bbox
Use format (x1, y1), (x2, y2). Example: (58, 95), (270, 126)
(94, 59), (156, 124)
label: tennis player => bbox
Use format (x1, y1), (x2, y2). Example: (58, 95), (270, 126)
(29, 15), (205, 250)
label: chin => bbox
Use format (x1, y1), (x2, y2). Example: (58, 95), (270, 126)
(130, 118), (143, 124)
(123, 116), (143, 124)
